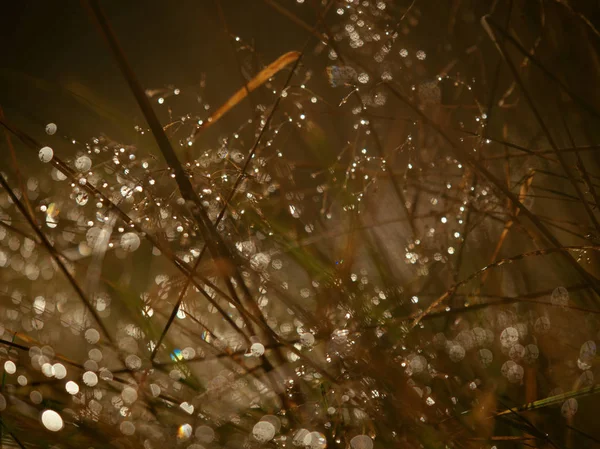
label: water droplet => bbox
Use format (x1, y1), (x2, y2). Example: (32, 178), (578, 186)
(500, 327), (519, 348)
(120, 232), (141, 252)
(41, 409), (64, 432)
(300, 332), (315, 347)
(252, 421), (276, 443)
(120, 421), (135, 435)
(53, 363), (67, 379)
(39, 146), (54, 163)
(75, 155), (92, 172)
(306, 432), (327, 449)
(85, 328), (100, 344)
(75, 192), (89, 206)
(448, 344), (465, 362)
(195, 425), (215, 443)
(82, 371), (98, 387)
(350, 435), (373, 449)
(250, 342), (265, 357)
(122, 386), (138, 404)
(65, 381), (79, 395)
(178, 423), (193, 440)
(4, 360), (16, 374)
(561, 398), (578, 418)
(45, 123), (57, 135)
(180, 401), (194, 414)
(551, 286), (569, 306)
(250, 252), (271, 271)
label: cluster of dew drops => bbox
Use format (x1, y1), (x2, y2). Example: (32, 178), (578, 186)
(1, 82), (388, 449)
(1, 1), (599, 448)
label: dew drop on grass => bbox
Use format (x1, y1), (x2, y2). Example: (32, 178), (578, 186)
(195, 425), (215, 443)
(293, 429), (310, 446)
(178, 423), (193, 440)
(120, 421), (135, 435)
(30, 390), (43, 404)
(350, 435), (373, 449)
(82, 371), (98, 387)
(39, 146), (54, 163)
(561, 398), (578, 418)
(180, 401), (194, 414)
(300, 332), (315, 347)
(41, 409), (64, 432)
(524, 344), (539, 364)
(551, 286), (569, 306)
(250, 252), (271, 271)
(65, 381), (79, 395)
(500, 327), (519, 348)
(45, 123), (57, 135)
(122, 386), (138, 404)
(75, 191), (89, 206)
(125, 354), (142, 370)
(358, 73), (370, 84)
(250, 342), (265, 357)
(53, 363), (67, 379)
(260, 415), (281, 432)
(306, 432), (327, 449)
(75, 155), (92, 172)
(120, 232), (141, 252)
(448, 344), (465, 362)
(85, 328), (100, 344)
(150, 383), (161, 397)
(252, 421), (275, 443)
(580, 340), (596, 361)
(4, 360), (16, 374)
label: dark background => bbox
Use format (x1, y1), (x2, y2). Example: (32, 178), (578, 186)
(0, 0), (313, 146)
